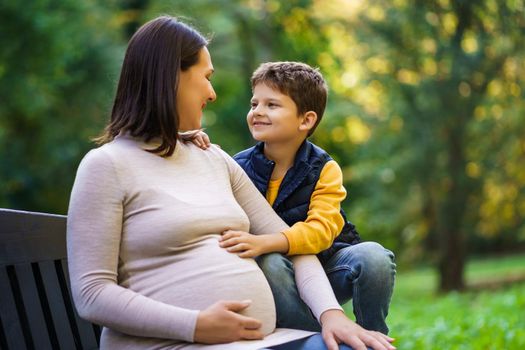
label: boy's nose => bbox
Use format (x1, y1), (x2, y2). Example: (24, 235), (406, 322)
(252, 104), (264, 116)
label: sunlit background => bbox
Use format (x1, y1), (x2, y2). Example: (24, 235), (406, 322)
(1, 0), (524, 348)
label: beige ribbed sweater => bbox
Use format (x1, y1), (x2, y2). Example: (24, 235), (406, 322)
(67, 134), (341, 349)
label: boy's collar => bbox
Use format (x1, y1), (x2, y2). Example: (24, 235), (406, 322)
(255, 140), (312, 167)
(293, 140), (312, 165)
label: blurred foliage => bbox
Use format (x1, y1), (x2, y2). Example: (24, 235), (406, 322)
(1, 0), (524, 290)
(305, 0), (525, 290)
(0, 0), (123, 213)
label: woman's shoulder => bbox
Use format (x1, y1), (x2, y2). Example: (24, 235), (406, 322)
(76, 145), (115, 176)
(202, 144), (240, 168)
(78, 138), (136, 172)
(200, 145), (252, 185)
(196, 142), (239, 161)
(205, 143), (230, 158)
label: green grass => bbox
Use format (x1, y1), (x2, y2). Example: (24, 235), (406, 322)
(343, 254), (525, 350)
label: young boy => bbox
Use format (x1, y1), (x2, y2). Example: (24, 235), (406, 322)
(188, 62), (395, 335)
(219, 62), (396, 335)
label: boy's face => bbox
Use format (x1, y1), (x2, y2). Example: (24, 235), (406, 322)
(247, 83), (306, 144)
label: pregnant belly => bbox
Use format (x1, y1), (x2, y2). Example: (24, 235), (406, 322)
(122, 237), (277, 335)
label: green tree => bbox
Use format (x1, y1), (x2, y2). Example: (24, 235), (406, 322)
(311, 0), (525, 291)
(0, 0), (122, 213)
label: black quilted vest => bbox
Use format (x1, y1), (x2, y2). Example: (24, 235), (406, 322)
(233, 141), (360, 264)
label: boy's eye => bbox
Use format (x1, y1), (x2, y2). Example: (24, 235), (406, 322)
(268, 103), (278, 108)
(250, 102), (258, 109)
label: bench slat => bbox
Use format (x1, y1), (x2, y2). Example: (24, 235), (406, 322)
(39, 260), (77, 349)
(15, 263), (54, 350)
(0, 267), (28, 350)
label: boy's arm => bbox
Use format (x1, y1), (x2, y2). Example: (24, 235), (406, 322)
(220, 160), (346, 257)
(283, 160), (346, 255)
(220, 230), (289, 258)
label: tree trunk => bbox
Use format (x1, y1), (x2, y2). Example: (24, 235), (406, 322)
(438, 125), (469, 291)
(438, 228), (465, 291)
(436, 1), (474, 292)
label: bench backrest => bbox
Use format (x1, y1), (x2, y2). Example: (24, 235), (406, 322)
(0, 209), (101, 350)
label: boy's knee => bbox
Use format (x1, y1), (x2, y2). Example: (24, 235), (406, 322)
(347, 242), (396, 276)
(358, 242), (396, 283)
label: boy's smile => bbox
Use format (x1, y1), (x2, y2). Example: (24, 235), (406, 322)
(247, 83), (308, 144)
(252, 121), (272, 127)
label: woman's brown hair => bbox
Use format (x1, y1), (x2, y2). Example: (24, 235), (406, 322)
(96, 16), (208, 156)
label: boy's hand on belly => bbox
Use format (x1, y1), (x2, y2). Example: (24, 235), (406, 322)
(194, 300), (263, 344)
(220, 230), (289, 258)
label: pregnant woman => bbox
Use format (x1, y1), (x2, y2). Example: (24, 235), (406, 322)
(67, 15), (394, 350)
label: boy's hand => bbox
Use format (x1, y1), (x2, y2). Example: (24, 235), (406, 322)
(179, 129), (211, 150)
(320, 310), (396, 350)
(219, 230), (289, 258)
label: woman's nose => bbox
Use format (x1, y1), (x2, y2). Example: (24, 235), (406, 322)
(208, 86), (217, 102)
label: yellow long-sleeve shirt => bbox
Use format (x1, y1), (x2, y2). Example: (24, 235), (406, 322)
(266, 160), (346, 255)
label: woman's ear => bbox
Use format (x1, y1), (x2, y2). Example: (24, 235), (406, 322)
(299, 111), (318, 132)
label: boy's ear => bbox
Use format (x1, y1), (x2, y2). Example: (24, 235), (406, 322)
(299, 111), (318, 132)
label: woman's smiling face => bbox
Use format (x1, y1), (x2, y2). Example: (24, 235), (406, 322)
(176, 47), (216, 131)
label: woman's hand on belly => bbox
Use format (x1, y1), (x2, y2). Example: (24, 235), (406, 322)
(194, 300), (264, 344)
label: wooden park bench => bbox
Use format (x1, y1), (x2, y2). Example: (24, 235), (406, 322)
(0, 208), (101, 350)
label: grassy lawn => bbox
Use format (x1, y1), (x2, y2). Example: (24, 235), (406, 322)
(343, 254), (525, 350)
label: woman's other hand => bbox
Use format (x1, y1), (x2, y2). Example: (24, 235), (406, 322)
(194, 300), (264, 344)
(320, 310), (396, 350)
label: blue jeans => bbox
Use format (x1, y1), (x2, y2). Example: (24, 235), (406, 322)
(262, 334), (357, 349)
(256, 242), (396, 334)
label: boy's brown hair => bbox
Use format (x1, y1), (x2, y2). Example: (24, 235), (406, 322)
(251, 61), (328, 136)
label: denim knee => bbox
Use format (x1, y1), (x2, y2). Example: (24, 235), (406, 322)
(369, 242), (395, 276)
(324, 241), (396, 301)
(344, 242), (396, 278)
